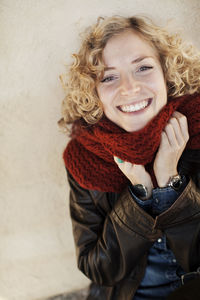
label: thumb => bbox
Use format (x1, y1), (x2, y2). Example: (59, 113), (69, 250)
(113, 156), (124, 164)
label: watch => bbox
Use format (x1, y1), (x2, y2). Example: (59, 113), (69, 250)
(167, 174), (183, 190)
(131, 184), (148, 199)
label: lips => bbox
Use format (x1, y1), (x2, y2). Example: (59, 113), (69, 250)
(118, 98), (152, 113)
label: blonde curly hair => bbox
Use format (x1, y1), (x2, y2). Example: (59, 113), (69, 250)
(59, 15), (200, 128)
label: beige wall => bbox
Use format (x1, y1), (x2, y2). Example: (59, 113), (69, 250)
(1, 0), (200, 299)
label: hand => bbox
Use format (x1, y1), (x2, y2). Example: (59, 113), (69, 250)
(113, 157), (153, 198)
(153, 111), (189, 187)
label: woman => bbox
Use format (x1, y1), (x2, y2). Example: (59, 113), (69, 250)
(59, 16), (200, 299)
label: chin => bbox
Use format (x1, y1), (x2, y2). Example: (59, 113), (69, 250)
(121, 122), (147, 132)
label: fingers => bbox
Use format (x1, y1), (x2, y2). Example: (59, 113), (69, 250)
(172, 111), (189, 142)
(113, 156), (133, 173)
(164, 122), (179, 147)
(154, 111), (189, 186)
(159, 131), (170, 148)
(114, 157), (124, 164)
(113, 156), (153, 188)
(164, 111), (189, 148)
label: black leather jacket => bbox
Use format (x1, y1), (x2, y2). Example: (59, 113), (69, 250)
(68, 149), (200, 300)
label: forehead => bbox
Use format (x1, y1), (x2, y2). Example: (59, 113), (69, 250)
(102, 30), (158, 66)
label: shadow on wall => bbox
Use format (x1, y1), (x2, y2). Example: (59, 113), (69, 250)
(43, 288), (88, 300)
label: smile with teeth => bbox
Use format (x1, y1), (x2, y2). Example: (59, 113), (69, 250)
(119, 99), (151, 112)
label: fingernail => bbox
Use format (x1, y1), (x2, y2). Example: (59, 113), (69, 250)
(115, 156), (124, 163)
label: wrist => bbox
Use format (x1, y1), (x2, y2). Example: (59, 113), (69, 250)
(157, 170), (178, 188)
(158, 173), (185, 191)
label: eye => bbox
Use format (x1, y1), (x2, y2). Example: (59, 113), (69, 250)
(101, 75), (117, 83)
(138, 65), (153, 72)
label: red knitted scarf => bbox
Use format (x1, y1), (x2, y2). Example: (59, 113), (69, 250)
(63, 93), (200, 192)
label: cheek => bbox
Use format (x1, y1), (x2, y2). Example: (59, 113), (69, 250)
(97, 85), (107, 101)
(98, 86), (116, 105)
(147, 73), (167, 94)
(96, 86), (102, 100)
(97, 91), (110, 112)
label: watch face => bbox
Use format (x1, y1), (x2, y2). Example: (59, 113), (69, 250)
(133, 184), (148, 198)
(172, 179), (183, 189)
(168, 175), (183, 190)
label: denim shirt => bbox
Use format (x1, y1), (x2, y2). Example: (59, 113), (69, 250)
(129, 178), (187, 300)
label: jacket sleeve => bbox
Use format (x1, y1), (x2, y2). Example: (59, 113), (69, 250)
(68, 171), (162, 286)
(155, 149), (200, 272)
(153, 178), (200, 272)
(68, 149), (200, 285)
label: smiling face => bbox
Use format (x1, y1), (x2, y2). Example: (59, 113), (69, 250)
(96, 30), (167, 132)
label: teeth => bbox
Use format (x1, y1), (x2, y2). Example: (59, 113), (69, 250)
(120, 99), (149, 112)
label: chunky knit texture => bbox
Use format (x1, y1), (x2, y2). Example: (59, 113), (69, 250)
(63, 93), (200, 192)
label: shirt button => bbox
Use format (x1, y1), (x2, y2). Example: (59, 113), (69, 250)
(155, 198), (159, 204)
(157, 238), (162, 243)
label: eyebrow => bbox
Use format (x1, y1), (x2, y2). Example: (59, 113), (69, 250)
(104, 56), (153, 71)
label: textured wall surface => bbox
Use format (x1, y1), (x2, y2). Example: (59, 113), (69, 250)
(1, 0), (200, 299)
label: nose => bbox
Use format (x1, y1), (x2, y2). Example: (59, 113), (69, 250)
(120, 75), (141, 96)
